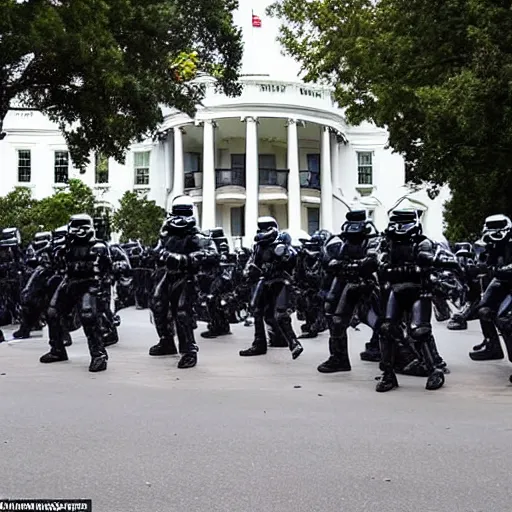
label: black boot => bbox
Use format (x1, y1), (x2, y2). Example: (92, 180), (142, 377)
(240, 342), (267, 356)
(360, 337), (381, 362)
(63, 330), (73, 347)
(427, 335), (449, 372)
(13, 323), (32, 338)
(317, 336), (351, 373)
(178, 352), (197, 368)
(469, 337), (504, 360)
(376, 337), (398, 392)
(149, 337), (178, 356)
(200, 329), (232, 339)
(425, 368), (445, 390)
(376, 371), (399, 392)
(447, 314), (467, 331)
(89, 354), (108, 372)
(289, 338), (304, 359)
(40, 347), (68, 363)
(242, 316), (268, 356)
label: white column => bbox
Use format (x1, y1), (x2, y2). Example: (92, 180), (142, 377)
(287, 119), (301, 236)
(202, 119), (216, 229)
(330, 132), (339, 193)
(244, 116), (259, 246)
(172, 126), (184, 199)
(164, 131), (173, 211)
(321, 126), (333, 232)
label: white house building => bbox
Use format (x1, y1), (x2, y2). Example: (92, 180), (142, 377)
(0, 0), (448, 246)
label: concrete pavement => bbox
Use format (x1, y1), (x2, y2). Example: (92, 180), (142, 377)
(1, 309), (512, 512)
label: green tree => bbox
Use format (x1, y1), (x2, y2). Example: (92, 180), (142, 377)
(33, 179), (98, 231)
(0, 0), (243, 170)
(112, 191), (165, 246)
(0, 187), (41, 243)
(268, 0), (512, 239)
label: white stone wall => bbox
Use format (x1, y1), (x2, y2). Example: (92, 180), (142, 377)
(0, 0), (449, 241)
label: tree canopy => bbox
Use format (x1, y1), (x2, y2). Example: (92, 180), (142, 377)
(111, 191), (166, 246)
(0, 179), (98, 243)
(268, 0), (512, 240)
(0, 0), (243, 170)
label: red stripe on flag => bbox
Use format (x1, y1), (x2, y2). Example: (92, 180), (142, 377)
(252, 14), (262, 27)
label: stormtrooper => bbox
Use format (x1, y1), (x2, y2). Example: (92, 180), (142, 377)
(149, 195), (218, 369)
(40, 214), (112, 372)
(239, 217), (303, 359)
(319, 211), (381, 373)
(295, 230), (330, 339)
(376, 210), (445, 392)
(201, 228), (233, 339)
(447, 242), (481, 331)
(470, 215), (512, 369)
(14, 231), (53, 339)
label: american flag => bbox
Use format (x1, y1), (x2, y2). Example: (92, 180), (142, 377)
(252, 13), (262, 28)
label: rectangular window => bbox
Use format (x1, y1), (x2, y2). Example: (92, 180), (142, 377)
(134, 151), (150, 185)
(17, 150), (31, 182)
(184, 152), (201, 173)
(54, 151), (69, 183)
(184, 152), (201, 188)
(307, 207), (320, 235)
(231, 206), (245, 237)
(258, 154), (276, 170)
(231, 154), (246, 170)
(95, 153), (109, 184)
(306, 153), (321, 173)
(357, 151), (373, 185)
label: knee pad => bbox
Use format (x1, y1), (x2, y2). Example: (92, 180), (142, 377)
(409, 324), (431, 341)
(380, 321), (392, 337)
(478, 306), (494, 322)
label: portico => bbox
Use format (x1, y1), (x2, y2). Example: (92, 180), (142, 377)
(166, 114), (344, 245)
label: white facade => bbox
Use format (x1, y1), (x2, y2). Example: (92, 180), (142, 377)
(0, 0), (447, 245)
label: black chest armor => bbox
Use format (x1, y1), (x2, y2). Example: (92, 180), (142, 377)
(388, 241), (416, 266)
(485, 239), (512, 268)
(339, 239), (367, 261)
(254, 243), (276, 266)
(164, 232), (198, 255)
(65, 241), (108, 279)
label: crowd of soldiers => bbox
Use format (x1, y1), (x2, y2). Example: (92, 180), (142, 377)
(2, 195), (512, 393)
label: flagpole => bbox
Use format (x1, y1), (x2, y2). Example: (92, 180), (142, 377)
(251, 9), (254, 75)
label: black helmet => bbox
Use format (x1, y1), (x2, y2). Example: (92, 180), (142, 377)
(340, 210), (371, 241)
(255, 216), (279, 244)
(68, 214), (95, 242)
(33, 231), (52, 251)
(165, 195), (196, 233)
(171, 195), (195, 217)
(385, 209), (421, 240)
(481, 214), (512, 243)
